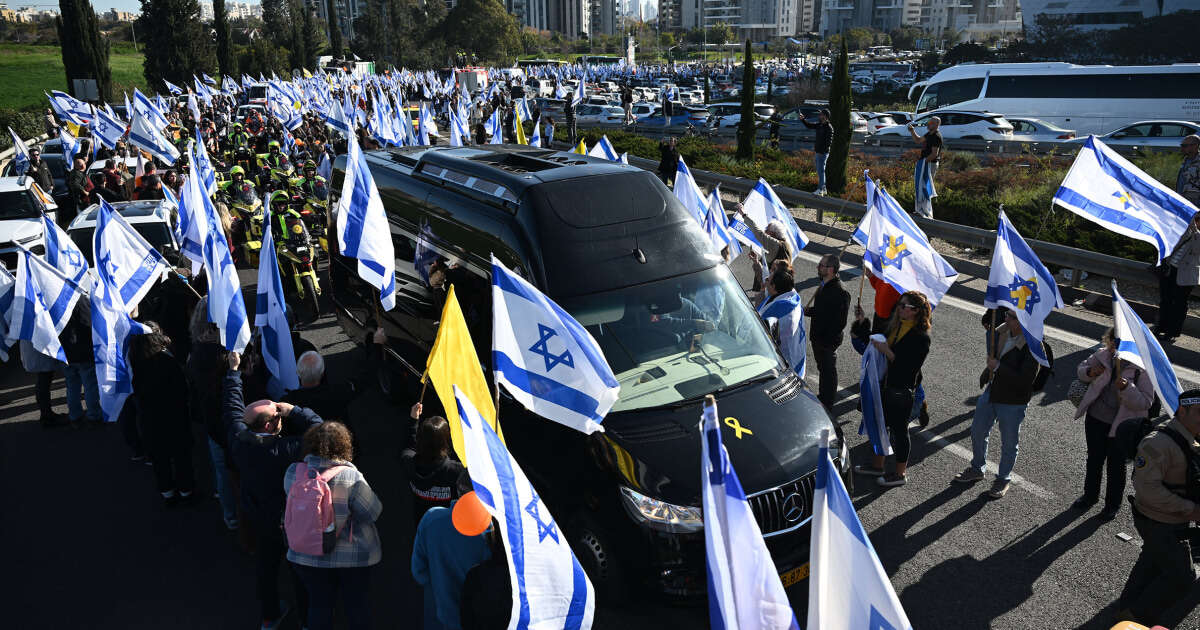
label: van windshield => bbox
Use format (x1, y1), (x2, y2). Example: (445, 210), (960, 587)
(561, 265), (782, 413)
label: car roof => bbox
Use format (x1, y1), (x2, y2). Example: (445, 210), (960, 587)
(1118, 120), (1198, 127)
(69, 200), (172, 230)
(89, 157), (139, 171)
(0, 176), (37, 193)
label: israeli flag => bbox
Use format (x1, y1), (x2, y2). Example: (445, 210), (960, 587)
(89, 106), (128, 152)
(758, 289), (806, 378)
(448, 109), (467, 147)
(324, 101), (353, 136)
(1113, 281), (1182, 414)
(202, 72), (216, 84)
(741, 179), (809, 263)
(857, 335), (891, 457)
(728, 212), (763, 261)
(132, 88), (171, 132)
(486, 108), (504, 145)
(418, 102), (433, 145)
(1054, 136), (1198, 263)
(9, 248), (84, 363)
(41, 213), (90, 288)
(701, 399), (799, 630)
(163, 79), (184, 96)
(93, 199), (169, 312)
(47, 90), (85, 125)
(702, 188), (735, 256)
(808, 431), (912, 630)
(572, 82), (584, 108)
(193, 126), (217, 196)
(516, 97), (533, 122)
(59, 126), (80, 165)
(587, 135), (620, 162)
(454, 386), (596, 630)
(0, 265), (15, 361)
(128, 109), (180, 165)
(317, 152), (332, 183)
(491, 256), (619, 435)
(554, 83), (567, 99)
(7, 127), (30, 177)
(861, 181), (958, 307)
(202, 215), (250, 353)
(336, 135), (396, 311)
(673, 156), (709, 226)
(529, 114), (542, 148)
(255, 218), (300, 392)
(177, 159), (212, 271)
(984, 211), (1063, 366)
(914, 158), (936, 207)
(91, 209), (151, 421)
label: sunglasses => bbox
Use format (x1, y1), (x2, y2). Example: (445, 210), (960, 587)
(899, 303), (918, 310)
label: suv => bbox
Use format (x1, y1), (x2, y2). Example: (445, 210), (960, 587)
(328, 145), (849, 601)
(0, 177), (58, 271)
(871, 109), (1013, 140)
(67, 199), (180, 265)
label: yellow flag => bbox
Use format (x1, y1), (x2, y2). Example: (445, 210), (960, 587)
(514, 108), (528, 145)
(66, 121), (81, 137)
(423, 285), (500, 462)
(574, 139), (587, 154)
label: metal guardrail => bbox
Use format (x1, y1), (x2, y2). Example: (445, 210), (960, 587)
(863, 134), (1176, 158)
(622, 153), (1157, 289)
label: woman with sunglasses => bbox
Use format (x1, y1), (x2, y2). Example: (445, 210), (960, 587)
(852, 291), (932, 487)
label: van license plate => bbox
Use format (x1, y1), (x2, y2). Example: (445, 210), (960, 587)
(779, 563), (809, 587)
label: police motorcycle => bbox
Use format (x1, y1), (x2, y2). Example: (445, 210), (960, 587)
(266, 190), (322, 316)
(288, 159), (330, 255)
(216, 165), (264, 266)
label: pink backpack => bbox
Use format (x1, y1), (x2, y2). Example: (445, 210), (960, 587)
(284, 462), (348, 555)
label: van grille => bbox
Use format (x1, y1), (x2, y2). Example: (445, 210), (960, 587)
(747, 473), (817, 537)
(765, 371), (802, 405)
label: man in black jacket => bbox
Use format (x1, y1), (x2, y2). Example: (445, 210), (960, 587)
(802, 109), (833, 195)
(26, 148), (54, 194)
(805, 254), (850, 411)
(954, 308), (1039, 500)
(224, 351), (321, 630)
(564, 92), (577, 146)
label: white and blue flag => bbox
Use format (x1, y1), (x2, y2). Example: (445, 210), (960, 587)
(59, 126), (81, 165)
(1113, 281), (1182, 414)
(984, 211), (1063, 366)
(48, 90), (87, 125)
(193, 126), (217, 196)
(132, 88), (171, 132)
(703, 187), (737, 256)
(317, 151), (332, 183)
(418, 102), (433, 145)
(163, 79), (184, 95)
(860, 180), (958, 307)
(673, 156), (709, 226)
(454, 385), (596, 630)
(529, 114), (542, 148)
(914, 158), (936, 208)
(42, 213), (90, 287)
(92, 199), (169, 312)
(9, 247), (85, 363)
(858, 335), (891, 457)
(323, 101), (353, 136)
(0, 265), (15, 361)
(757, 289), (806, 379)
(490, 256), (619, 435)
(202, 213), (251, 353)
(728, 212), (764, 261)
(255, 218), (300, 392)
(1054, 136), (1198, 263)
(128, 109), (180, 164)
(177, 160), (211, 271)
(808, 431), (912, 630)
(701, 398), (799, 630)
(486, 107), (503, 144)
(89, 106), (128, 151)
(90, 250), (150, 422)
(7, 127), (30, 177)
(336, 135), (396, 311)
(587, 135), (619, 162)
(740, 179), (809, 263)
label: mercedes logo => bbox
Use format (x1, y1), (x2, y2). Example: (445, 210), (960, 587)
(782, 492), (805, 523)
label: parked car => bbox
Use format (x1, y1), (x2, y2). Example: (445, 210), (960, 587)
(1, 151), (69, 209)
(533, 97), (567, 121)
(327, 144), (850, 602)
(1072, 120), (1199, 150)
(849, 111), (870, 135)
(575, 104), (625, 125)
(883, 110), (915, 125)
(67, 199), (179, 265)
(0, 176), (58, 271)
(1005, 117), (1076, 142)
(860, 113), (898, 135)
(871, 110), (1014, 141)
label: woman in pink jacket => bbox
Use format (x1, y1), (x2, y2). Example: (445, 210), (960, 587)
(1071, 328), (1155, 520)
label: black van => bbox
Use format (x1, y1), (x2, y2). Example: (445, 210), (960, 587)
(329, 144), (849, 599)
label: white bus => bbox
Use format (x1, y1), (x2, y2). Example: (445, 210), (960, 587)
(908, 63), (1200, 135)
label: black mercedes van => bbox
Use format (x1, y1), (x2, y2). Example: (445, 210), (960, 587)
(329, 144), (850, 599)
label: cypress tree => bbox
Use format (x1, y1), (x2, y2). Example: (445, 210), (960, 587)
(826, 40), (852, 195)
(57, 0), (113, 102)
(327, 0), (344, 58)
(139, 0), (215, 88)
(736, 39), (755, 160)
(213, 0), (236, 77)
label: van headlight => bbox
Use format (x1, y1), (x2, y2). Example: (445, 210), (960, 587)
(619, 486), (703, 534)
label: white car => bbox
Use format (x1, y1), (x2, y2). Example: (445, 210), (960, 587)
(575, 105), (625, 125)
(859, 113), (898, 135)
(1005, 117), (1076, 142)
(67, 199), (179, 265)
(884, 110), (915, 125)
(1078, 120), (1199, 149)
(631, 102), (659, 120)
(0, 176), (58, 271)
(871, 110), (1014, 141)
(849, 111), (870, 135)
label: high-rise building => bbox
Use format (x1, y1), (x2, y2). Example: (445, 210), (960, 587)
(510, 0), (550, 30)
(1021, 0), (1188, 33)
(312, 0), (366, 46)
(549, 0), (592, 37)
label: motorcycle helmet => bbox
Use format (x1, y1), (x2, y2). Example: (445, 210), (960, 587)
(230, 165), (245, 177)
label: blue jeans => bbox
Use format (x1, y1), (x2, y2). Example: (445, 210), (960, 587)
(970, 389), (1028, 481)
(814, 152), (828, 190)
(63, 362), (100, 422)
(208, 437), (237, 525)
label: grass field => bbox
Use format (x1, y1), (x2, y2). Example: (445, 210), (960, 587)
(0, 43), (147, 111)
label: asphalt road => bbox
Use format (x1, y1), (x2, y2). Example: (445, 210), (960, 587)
(3, 246), (1199, 629)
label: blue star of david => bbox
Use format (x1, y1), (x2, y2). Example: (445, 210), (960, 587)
(877, 233), (912, 270)
(528, 323), (573, 373)
(868, 606), (902, 630)
(98, 250), (118, 279)
(524, 489), (559, 544)
(1005, 274), (1040, 314)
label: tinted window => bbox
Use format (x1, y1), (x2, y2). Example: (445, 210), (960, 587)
(0, 190), (41, 219)
(986, 73), (1200, 99)
(917, 78), (984, 111)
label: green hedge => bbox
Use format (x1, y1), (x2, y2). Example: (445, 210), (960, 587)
(580, 129), (1168, 264)
(0, 108), (44, 151)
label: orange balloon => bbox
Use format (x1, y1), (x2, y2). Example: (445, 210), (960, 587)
(452, 491), (491, 537)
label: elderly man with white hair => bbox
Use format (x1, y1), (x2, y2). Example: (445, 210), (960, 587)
(282, 350), (357, 424)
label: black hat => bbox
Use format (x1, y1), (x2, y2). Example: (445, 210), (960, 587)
(820, 108), (830, 118)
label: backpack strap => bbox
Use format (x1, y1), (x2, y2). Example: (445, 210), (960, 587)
(318, 465), (348, 483)
(1158, 427), (1200, 488)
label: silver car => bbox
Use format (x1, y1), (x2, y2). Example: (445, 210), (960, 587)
(1006, 117), (1077, 142)
(1088, 120), (1199, 149)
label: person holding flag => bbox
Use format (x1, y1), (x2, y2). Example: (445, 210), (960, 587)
(8, 127), (30, 178)
(907, 116), (941, 218)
